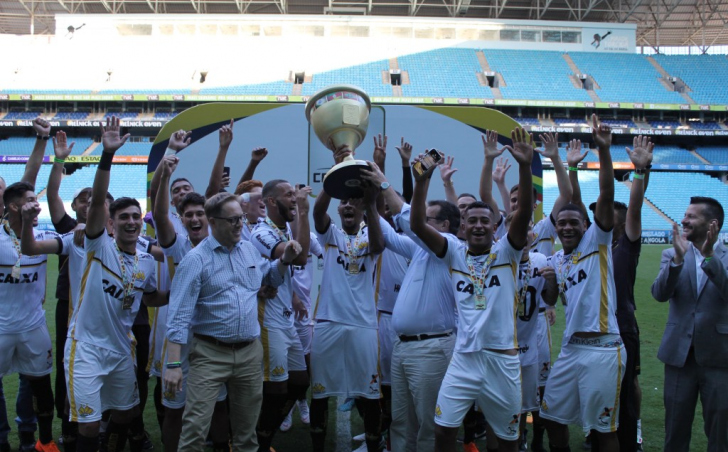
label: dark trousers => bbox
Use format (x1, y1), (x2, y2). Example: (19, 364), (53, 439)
(55, 299), (70, 419)
(617, 331), (639, 452)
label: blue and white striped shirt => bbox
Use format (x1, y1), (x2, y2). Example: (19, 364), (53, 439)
(166, 234), (284, 344)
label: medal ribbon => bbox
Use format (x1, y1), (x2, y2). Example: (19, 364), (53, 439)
(343, 222), (366, 268)
(465, 250), (495, 300)
(265, 217), (290, 242)
(557, 252), (574, 296)
(115, 240), (140, 304)
(4, 221), (23, 280)
(518, 258), (532, 311)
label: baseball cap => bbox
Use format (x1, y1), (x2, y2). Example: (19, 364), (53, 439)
(72, 187), (92, 202)
(588, 201), (627, 211)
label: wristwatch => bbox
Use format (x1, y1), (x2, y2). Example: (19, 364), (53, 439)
(380, 181), (390, 191)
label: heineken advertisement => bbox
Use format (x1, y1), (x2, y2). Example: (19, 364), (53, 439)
(1, 92), (728, 112)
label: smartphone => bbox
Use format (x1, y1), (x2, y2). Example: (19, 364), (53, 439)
(413, 149), (443, 176)
(223, 166), (230, 178)
(296, 183), (305, 190)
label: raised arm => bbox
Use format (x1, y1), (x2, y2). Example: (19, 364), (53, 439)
(205, 119), (234, 199)
(479, 130), (507, 215)
(87, 117), (130, 238)
(313, 143), (351, 233)
(492, 157), (512, 215)
(153, 156), (180, 248)
(410, 153), (447, 257)
(439, 156), (459, 206)
(150, 130), (191, 209)
(20, 203), (60, 256)
(395, 138), (413, 203)
(238, 147), (268, 186)
(362, 166), (385, 256)
(372, 134), (388, 217)
(591, 114), (614, 230)
(361, 163), (404, 217)
(536, 133), (573, 219)
(283, 186), (312, 266)
(47, 131), (75, 224)
(20, 117), (52, 187)
(624, 135), (654, 242)
(651, 234), (683, 302)
(504, 128), (534, 249)
(566, 138), (589, 216)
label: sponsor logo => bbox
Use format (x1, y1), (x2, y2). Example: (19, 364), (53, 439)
(598, 407), (614, 426)
(435, 404), (442, 417)
(163, 389), (176, 401)
(271, 366), (286, 376)
(312, 383), (326, 394)
(0, 272), (39, 284)
(456, 275), (501, 295)
(507, 414), (520, 435)
(78, 404), (95, 417)
(153, 360), (162, 373)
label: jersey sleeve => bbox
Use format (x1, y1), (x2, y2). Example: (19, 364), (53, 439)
(57, 233), (75, 256)
(587, 222), (612, 248)
(395, 204), (445, 258)
(136, 236), (151, 254)
(315, 221), (338, 248)
(379, 217), (417, 259)
(309, 232), (323, 258)
(52, 213), (78, 235)
(533, 216), (556, 244)
(497, 233), (523, 263)
(440, 234), (464, 267)
(251, 226), (282, 259)
(142, 258), (158, 293)
(84, 230), (112, 257)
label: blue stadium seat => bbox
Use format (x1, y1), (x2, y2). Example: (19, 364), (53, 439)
(0, 137), (95, 156)
(653, 55), (728, 105)
(398, 49), (491, 98)
(694, 147), (728, 164)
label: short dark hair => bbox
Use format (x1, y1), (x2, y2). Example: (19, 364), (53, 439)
(170, 178), (192, 191)
(691, 196), (724, 229)
(464, 201), (494, 217)
(109, 197), (141, 218)
(427, 200), (461, 235)
(509, 184), (538, 200)
(262, 179), (288, 200)
(3, 182), (34, 207)
(178, 192), (206, 215)
(557, 203), (586, 220)
(457, 193), (477, 202)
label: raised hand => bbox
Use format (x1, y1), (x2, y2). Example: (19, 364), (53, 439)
(360, 160), (387, 188)
(219, 119), (234, 148)
(282, 240), (303, 264)
(412, 152), (438, 182)
(672, 222), (689, 265)
(566, 139), (587, 167)
(626, 135), (654, 169)
(100, 116), (130, 154)
(546, 308), (556, 326)
(332, 143), (352, 165)
(251, 147), (268, 162)
(537, 132), (560, 161)
(482, 129), (505, 160)
(505, 128), (534, 166)
(221, 175), (230, 189)
(52, 131), (75, 159)
(492, 157), (511, 185)
(701, 220), (720, 258)
(395, 138), (412, 164)
(32, 117), (51, 137)
(295, 185), (313, 214)
(373, 134), (387, 169)
(168, 129), (192, 152)
(591, 114), (612, 149)
(439, 155), (458, 183)
(160, 156), (179, 178)
(73, 224), (86, 248)
(21, 202), (41, 222)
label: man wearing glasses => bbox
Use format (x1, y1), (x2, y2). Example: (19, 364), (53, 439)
(166, 191), (303, 452)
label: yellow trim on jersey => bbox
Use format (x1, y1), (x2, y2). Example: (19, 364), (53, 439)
(0, 261), (47, 269)
(312, 291), (321, 320)
(598, 245), (609, 333)
(451, 262), (513, 278)
(511, 261), (518, 349)
(166, 255), (177, 280)
(374, 255), (383, 306)
(72, 251), (96, 338)
(147, 307), (159, 373)
(612, 346), (623, 432)
(258, 298), (271, 380)
(68, 339), (78, 422)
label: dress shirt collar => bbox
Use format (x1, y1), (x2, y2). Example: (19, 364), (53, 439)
(206, 234), (243, 253)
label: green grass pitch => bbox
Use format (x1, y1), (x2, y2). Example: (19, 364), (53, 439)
(0, 246), (709, 451)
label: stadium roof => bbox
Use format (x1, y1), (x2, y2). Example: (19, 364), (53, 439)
(1, 0), (727, 48)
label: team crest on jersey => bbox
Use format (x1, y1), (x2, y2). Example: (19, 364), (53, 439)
(598, 407), (613, 426)
(571, 252), (581, 264)
(77, 404), (95, 417)
(539, 362), (550, 380)
(435, 405), (442, 418)
(134, 271), (145, 281)
(271, 366), (285, 377)
(541, 400), (549, 412)
(369, 374), (380, 394)
(507, 414), (520, 435)
(312, 383), (326, 394)
(153, 360), (162, 373)
(46, 350), (53, 368)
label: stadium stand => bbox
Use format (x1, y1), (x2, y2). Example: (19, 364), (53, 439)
(483, 49), (591, 101)
(694, 147), (728, 164)
(1, 163), (52, 192)
(53, 111), (91, 120)
(606, 145), (704, 164)
(399, 49), (489, 98)
(517, 117), (541, 126)
(568, 52), (686, 104)
(54, 165), (148, 202)
(3, 111), (43, 120)
(553, 117), (588, 126)
(688, 121), (722, 130)
(653, 54), (728, 105)
(0, 137), (95, 155)
(200, 80), (292, 96)
(649, 119), (683, 129)
(600, 118), (637, 128)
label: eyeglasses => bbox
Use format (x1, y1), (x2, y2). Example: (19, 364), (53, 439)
(212, 215), (244, 226)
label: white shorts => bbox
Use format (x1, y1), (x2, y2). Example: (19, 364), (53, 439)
(521, 363), (540, 413)
(0, 323), (53, 378)
(310, 321), (380, 400)
(65, 339), (140, 422)
(148, 306), (167, 377)
(435, 350), (522, 441)
(377, 313), (397, 386)
(536, 311), (552, 386)
(161, 338), (227, 409)
(540, 339), (627, 434)
(294, 318), (313, 356)
(261, 326), (307, 382)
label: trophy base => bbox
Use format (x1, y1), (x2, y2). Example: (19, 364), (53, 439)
(323, 159), (369, 199)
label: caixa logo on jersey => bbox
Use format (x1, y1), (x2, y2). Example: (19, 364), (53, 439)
(0, 272), (39, 284)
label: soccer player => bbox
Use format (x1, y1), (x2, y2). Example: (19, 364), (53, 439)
(0, 117), (61, 452)
(152, 155), (230, 452)
(150, 129), (194, 237)
(69, 117), (168, 452)
(539, 114), (625, 452)
(250, 179), (311, 451)
(309, 146), (385, 452)
(409, 127), (535, 452)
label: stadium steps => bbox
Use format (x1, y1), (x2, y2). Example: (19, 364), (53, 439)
(647, 56), (697, 104)
(387, 58), (407, 97)
(691, 151), (710, 164)
(562, 54), (601, 102)
(623, 180), (677, 227)
(475, 51), (502, 99)
(720, 123), (728, 131)
(83, 142), (101, 156)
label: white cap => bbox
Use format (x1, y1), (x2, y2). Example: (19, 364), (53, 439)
(72, 187), (92, 201)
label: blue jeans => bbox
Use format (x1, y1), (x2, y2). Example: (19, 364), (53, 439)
(0, 376), (38, 444)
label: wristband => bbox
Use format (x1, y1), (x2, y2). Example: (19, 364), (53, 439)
(98, 152), (113, 171)
(53, 157), (66, 164)
(36, 134), (50, 141)
(165, 361), (182, 369)
(568, 166), (579, 172)
(443, 180), (454, 187)
(164, 147), (177, 157)
(633, 173), (645, 180)
(704, 257), (713, 263)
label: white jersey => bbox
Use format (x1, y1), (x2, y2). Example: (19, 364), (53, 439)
(442, 234), (522, 352)
(251, 219), (295, 329)
(0, 225), (57, 334)
(169, 212), (188, 238)
(149, 252), (174, 376)
(314, 222), (379, 329)
(533, 216), (557, 257)
(242, 217), (258, 242)
(494, 215), (507, 241)
(515, 251), (548, 366)
(548, 223), (619, 339)
(292, 233), (323, 311)
(374, 228), (410, 313)
(71, 231), (157, 354)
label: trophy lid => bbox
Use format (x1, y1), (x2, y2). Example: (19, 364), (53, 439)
(305, 85), (372, 122)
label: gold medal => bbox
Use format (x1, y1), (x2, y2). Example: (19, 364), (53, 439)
(11, 265), (21, 280)
(349, 263), (360, 275)
(122, 294), (135, 310)
(475, 294), (486, 310)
